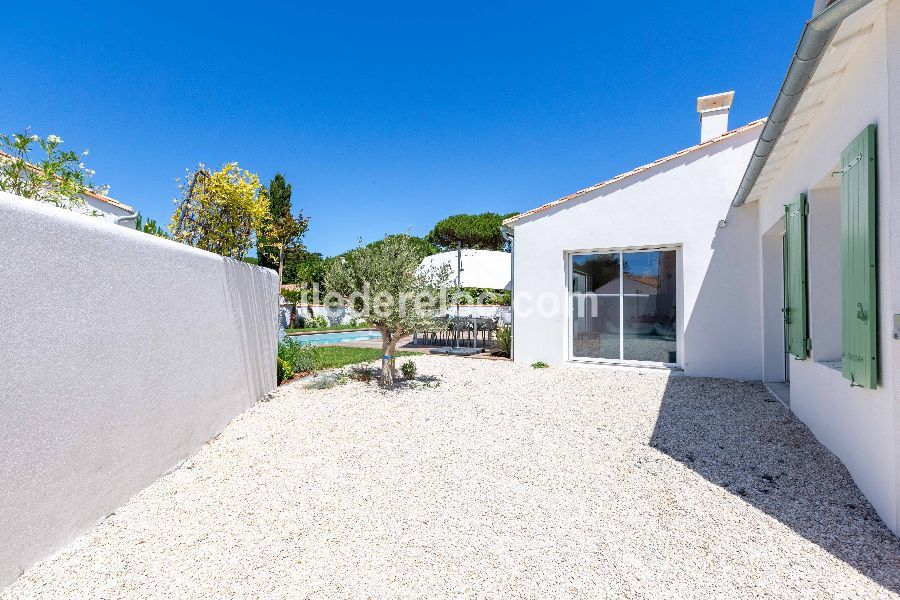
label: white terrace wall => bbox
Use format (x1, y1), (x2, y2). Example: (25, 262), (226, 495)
(0, 192), (279, 587)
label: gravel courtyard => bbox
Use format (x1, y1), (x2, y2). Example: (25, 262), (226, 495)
(4, 356), (898, 598)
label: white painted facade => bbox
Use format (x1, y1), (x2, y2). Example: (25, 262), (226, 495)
(508, 121), (764, 379)
(750, 0), (900, 535)
(0, 191), (279, 586)
(506, 0), (900, 534)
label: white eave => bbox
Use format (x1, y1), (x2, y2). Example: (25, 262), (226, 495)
(739, 0), (881, 205)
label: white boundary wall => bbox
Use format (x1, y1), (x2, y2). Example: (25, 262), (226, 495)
(0, 192), (279, 586)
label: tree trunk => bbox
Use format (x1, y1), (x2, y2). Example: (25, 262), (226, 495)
(380, 329), (397, 387)
(278, 246), (285, 287)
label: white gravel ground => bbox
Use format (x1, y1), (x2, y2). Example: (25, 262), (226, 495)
(3, 356), (899, 599)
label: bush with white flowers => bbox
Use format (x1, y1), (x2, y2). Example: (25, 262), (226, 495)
(0, 129), (106, 209)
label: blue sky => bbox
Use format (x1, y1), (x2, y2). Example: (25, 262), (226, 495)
(3, 1), (810, 256)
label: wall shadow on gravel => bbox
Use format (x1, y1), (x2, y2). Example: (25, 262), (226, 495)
(649, 376), (900, 592)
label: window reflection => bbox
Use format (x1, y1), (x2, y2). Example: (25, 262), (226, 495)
(622, 251), (677, 362)
(572, 254), (619, 359)
(571, 249), (677, 364)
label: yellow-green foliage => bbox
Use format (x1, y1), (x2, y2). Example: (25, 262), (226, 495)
(170, 162), (270, 259)
(277, 357), (293, 384)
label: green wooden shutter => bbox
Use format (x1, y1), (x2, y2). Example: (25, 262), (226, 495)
(785, 193), (809, 359)
(841, 124), (878, 389)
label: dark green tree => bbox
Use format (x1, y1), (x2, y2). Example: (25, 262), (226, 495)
(425, 212), (518, 251)
(284, 249), (327, 286)
(258, 173), (299, 271)
(135, 212), (170, 239)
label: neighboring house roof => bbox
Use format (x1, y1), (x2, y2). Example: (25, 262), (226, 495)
(503, 119), (766, 227)
(625, 274), (659, 288)
(81, 188), (133, 212)
(0, 149), (133, 213)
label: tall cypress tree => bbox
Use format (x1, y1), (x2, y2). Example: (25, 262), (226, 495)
(258, 174), (292, 271)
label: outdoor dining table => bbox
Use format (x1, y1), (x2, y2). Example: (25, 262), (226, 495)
(413, 315), (498, 348)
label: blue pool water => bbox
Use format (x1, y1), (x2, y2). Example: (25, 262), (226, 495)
(287, 330), (382, 346)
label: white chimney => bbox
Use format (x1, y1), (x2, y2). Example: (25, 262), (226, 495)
(697, 91), (734, 142)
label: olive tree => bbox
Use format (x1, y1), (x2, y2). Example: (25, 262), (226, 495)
(324, 234), (451, 386)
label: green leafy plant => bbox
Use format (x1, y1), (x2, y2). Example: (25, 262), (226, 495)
(278, 339), (319, 374)
(135, 212), (170, 238)
(495, 325), (512, 357)
(305, 315), (328, 329)
(277, 357), (293, 384)
(531, 361), (549, 369)
(356, 233), (438, 261)
(284, 250), (327, 287)
(451, 287), (511, 306)
(400, 360), (417, 380)
(0, 129), (105, 209)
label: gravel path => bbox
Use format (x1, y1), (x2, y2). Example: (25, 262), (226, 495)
(4, 356), (898, 598)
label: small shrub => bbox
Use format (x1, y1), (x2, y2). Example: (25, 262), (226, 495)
(277, 357), (293, 384)
(400, 360), (417, 380)
(293, 346), (318, 374)
(278, 339), (319, 374)
(306, 315), (328, 329)
(305, 373), (347, 389)
(348, 366), (375, 383)
(531, 361), (549, 369)
(495, 325), (512, 357)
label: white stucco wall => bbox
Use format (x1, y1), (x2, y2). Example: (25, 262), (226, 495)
(0, 192), (279, 587)
(509, 125), (763, 379)
(419, 250), (512, 290)
(752, 1), (899, 534)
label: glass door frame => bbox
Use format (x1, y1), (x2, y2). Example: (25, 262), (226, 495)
(566, 244), (681, 368)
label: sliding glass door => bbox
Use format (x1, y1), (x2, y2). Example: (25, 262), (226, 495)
(571, 248), (677, 365)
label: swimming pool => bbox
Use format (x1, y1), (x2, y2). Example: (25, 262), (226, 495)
(286, 330), (382, 346)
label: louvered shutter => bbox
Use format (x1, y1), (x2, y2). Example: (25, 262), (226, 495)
(841, 125), (878, 389)
(785, 193), (809, 359)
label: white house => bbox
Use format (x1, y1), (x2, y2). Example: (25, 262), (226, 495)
(504, 0), (900, 534)
(0, 149), (137, 227)
(505, 103), (765, 377)
(80, 188), (137, 227)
